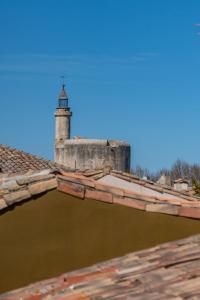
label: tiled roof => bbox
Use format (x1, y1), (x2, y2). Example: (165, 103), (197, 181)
(2, 234), (200, 299)
(1, 168), (200, 298)
(56, 171), (200, 219)
(0, 144), (55, 174)
(174, 178), (189, 184)
(82, 169), (196, 199)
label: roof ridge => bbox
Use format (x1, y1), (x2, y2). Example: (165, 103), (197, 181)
(109, 171), (197, 201)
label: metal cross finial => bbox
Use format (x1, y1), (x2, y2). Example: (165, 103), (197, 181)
(61, 75), (65, 87)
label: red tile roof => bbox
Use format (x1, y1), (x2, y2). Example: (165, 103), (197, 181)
(1, 156), (200, 299)
(0, 144), (55, 174)
(56, 171), (200, 220)
(2, 234), (200, 299)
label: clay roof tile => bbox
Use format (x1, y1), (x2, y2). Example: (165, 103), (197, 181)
(0, 144), (56, 174)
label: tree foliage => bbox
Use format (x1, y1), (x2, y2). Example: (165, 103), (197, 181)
(192, 177), (200, 196)
(132, 159), (200, 185)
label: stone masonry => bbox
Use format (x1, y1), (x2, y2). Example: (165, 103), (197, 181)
(55, 139), (131, 172)
(54, 85), (131, 172)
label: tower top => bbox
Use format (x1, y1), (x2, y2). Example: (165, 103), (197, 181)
(58, 84), (68, 100)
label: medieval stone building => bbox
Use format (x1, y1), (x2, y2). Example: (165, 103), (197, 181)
(54, 85), (131, 172)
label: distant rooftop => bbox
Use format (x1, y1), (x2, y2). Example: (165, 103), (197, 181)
(0, 144), (55, 174)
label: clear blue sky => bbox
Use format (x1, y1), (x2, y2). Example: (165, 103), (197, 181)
(1, 0), (200, 172)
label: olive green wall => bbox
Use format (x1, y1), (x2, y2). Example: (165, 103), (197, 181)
(0, 190), (200, 293)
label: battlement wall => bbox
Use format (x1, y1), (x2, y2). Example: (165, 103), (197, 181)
(55, 139), (131, 172)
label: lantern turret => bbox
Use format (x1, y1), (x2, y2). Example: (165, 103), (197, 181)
(54, 84), (72, 144)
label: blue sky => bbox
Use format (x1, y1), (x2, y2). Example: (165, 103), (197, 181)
(1, 0), (200, 172)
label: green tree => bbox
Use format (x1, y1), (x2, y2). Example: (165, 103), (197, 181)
(192, 177), (200, 196)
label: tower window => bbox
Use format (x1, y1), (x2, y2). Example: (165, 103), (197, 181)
(58, 99), (68, 108)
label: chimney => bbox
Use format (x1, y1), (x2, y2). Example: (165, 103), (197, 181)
(157, 174), (171, 186)
(173, 178), (189, 191)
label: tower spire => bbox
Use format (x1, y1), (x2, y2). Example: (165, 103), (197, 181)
(55, 81), (72, 144)
(58, 84), (68, 100)
(58, 78), (69, 108)
(58, 76), (68, 101)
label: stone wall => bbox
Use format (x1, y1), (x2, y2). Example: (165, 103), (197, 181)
(54, 139), (131, 172)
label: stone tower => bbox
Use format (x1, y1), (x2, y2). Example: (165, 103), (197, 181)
(54, 84), (131, 172)
(54, 84), (72, 144)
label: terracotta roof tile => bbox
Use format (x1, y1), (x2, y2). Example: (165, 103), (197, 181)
(0, 144), (55, 174)
(3, 234), (200, 299)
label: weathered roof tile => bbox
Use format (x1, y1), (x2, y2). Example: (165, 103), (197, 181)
(3, 234), (200, 299)
(0, 144), (55, 174)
